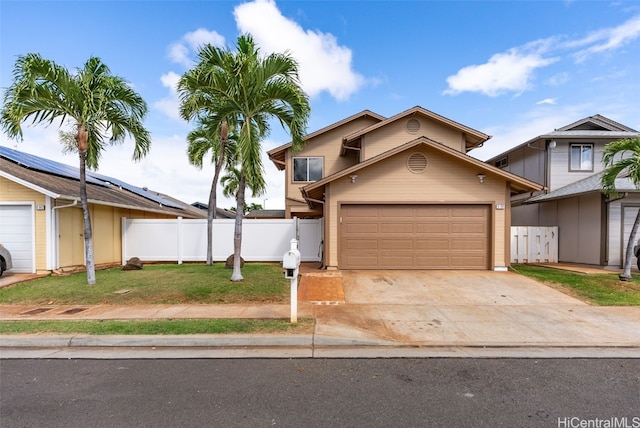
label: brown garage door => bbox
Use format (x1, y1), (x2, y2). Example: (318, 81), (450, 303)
(340, 204), (489, 269)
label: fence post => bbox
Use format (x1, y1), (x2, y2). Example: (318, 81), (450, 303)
(121, 217), (128, 265)
(177, 216), (183, 265)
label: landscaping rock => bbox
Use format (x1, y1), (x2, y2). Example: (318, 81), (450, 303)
(225, 254), (245, 269)
(123, 257), (143, 270)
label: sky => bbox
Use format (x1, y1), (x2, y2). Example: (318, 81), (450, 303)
(1, 0), (639, 210)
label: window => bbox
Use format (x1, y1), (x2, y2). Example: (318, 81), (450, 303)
(494, 156), (508, 168)
(293, 157), (323, 182)
(569, 144), (593, 171)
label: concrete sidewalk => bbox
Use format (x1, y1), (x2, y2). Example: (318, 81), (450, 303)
(1, 268), (640, 359)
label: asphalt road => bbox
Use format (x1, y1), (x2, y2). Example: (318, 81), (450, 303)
(1, 358), (639, 428)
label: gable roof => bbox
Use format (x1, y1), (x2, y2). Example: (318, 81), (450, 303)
(526, 171), (639, 204)
(487, 114), (639, 163)
(556, 114), (637, 132)
(301, 136), (543, 209)
(0, 145), (205, 218)
(267, 109), (386, 170)
(342, 106), (491, 153)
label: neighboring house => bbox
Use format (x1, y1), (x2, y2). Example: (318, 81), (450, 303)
(268, 106), (542, 270)
(190, 202), (236, 219)
(244, 209), (286, 219)
(486, 114), (640, 267)
(0, 145), (205, 274)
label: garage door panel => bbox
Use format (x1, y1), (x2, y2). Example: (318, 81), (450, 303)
(416, 223), (450, 233)
(381, 223), (414, 234)
(416, 206), (449, 217)
(452, 239), (485, 250)
(452, 223), (486, 234)
(381, 239), (417, 250)
(416, 239), (450, 250)
(340, 204), (489, 269)
(344, 239), (378, 250)
(415, 256), (451, 268)
(380, 255), (415, 268)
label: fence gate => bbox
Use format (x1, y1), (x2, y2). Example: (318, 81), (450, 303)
(511, 226), (558, 263)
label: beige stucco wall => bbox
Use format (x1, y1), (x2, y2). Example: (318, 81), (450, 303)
(283, 116), (378, 217)
(322, 146), (509, 269)
(362, 116), (466, 160)
(0, 177), (47, 272)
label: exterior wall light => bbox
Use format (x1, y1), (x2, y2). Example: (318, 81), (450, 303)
(476, 173), (486, 184)
(350, 175), (357, 183)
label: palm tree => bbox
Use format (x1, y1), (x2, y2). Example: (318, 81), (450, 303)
(601, 137), (640, 281)
(178, 34), (310, 281)
(0, 54), (151, 285)
(187, 117), (236, 265)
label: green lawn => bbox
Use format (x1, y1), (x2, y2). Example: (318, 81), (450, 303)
(511, 264), (640, 305)
(0, 318), (314, 335)
(0, 263), (290, 305)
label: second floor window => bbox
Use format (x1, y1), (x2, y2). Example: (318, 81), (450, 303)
(569, 144), (593, 171)
(293, 157), (323, 182)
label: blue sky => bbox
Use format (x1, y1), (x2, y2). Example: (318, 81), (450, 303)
(1, 0), (639, 209)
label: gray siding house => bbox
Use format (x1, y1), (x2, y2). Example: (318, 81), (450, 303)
(487, 115), (639, 267)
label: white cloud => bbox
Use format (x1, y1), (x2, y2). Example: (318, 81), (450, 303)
(444, 49), (557, 97)
(153, 72), (181, 121)
(168, 28), (226, 68)
(469, 104), (595, 161)
(570, 14), (640, 62)
(546, 72), (570, 86)
(233, 0), (365, 101)
(536, 98), (557, 105)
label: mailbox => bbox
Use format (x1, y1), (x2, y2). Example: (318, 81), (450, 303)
(283, 250), (300, 278)
(283, 239), (301, 323)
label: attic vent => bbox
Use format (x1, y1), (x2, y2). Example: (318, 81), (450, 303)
(406, 118), (421, 133)
(407, 153), (427, 173)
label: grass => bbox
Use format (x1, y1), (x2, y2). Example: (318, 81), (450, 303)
(0, 263), (289, 305)
(511, 264), (640, 306)
(0, 318), (314, 335)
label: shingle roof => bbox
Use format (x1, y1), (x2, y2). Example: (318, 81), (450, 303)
(0, 145), (205, 218)
(526, 171), (639, 203)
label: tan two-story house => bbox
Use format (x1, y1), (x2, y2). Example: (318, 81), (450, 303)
(268, 106), (542, 271)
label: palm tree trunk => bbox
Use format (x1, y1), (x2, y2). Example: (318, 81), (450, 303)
(206, 173), (217, 266)
(79, 149), (96, 285)
(621, 209), (640, 280)
(206, 138), (227, 266)
(230, 174), (246, 281)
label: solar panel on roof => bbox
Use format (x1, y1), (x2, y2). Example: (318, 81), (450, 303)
(0, 145), (184, 210)
(0, 145), (104, 185)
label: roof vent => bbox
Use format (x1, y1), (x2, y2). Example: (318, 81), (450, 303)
(406, 118), (421, 133)
(407, 153), (427, 173)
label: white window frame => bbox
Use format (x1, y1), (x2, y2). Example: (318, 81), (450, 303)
(569, 143), (594, 172)
(293, 157), (323, 182)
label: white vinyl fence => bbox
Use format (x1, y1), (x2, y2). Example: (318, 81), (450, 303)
(122, 217), (322, 264)
(511, 226), (558, 263)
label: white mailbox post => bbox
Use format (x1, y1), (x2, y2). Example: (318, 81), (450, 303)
(282, 239), (301, 323)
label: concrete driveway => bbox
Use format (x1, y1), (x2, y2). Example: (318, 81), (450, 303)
(310, 270), (640, 348)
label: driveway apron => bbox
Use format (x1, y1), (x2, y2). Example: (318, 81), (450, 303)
(311, 270), (640, 347)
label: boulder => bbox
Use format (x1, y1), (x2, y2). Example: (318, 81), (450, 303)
(123, 257), (143, 270)
(225, 254), (245, 269)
